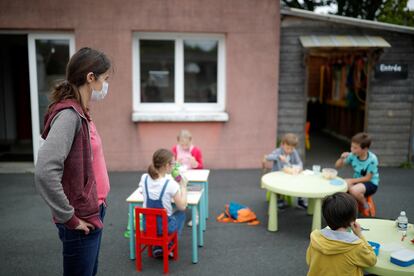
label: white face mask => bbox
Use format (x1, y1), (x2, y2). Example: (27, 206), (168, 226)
(91, 81), (109, 101)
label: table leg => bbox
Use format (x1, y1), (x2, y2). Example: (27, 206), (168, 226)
(311, 199), (322, 231)
(204, 181), (209, 219)
(201, 188), (206, 232)
(307, 198), (315, 215)
(191, 206), (198, 264)
(198, 196), (204, 247)
(190, 181), (208, 223)
(129, 203), (135, 260)
(268, 192), (278, 232)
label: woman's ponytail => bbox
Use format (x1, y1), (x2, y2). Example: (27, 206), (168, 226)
(48, 80), (83, 112)
(148, 164), (159, 179)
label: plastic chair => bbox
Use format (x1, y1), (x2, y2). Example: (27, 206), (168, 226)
(358, 196), (376, 217)
(135, 207), (178, 274)
(305, 122), (311, 150)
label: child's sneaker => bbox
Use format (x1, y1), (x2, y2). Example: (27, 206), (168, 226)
(278, 199), (287, 209)
(297, 198), (308, 209)
(357, 202), (364, 214)
(366, 196), (376, 217)
(361, 207), (371, 217)
(152, 247), (163, 259)
(187, 215), (199, 227)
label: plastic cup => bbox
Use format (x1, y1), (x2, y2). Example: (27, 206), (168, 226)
(292, 164), (302, 174)
(312, 165), (321, 175)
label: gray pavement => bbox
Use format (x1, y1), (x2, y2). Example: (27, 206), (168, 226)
(1, 133), (414, 275)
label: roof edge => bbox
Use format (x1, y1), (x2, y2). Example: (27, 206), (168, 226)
(281, 8), (414, 35)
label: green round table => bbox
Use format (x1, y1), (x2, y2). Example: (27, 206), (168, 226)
(261, 171), (347, 232)
(357, 218), (414, 275)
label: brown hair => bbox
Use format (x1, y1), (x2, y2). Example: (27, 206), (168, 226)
(322, 192), (357, 230)
(148, 149), (174, 179)
(48, 47), (111, 113)
(281, 133), (298, 147)
(351, 132), (371, 149)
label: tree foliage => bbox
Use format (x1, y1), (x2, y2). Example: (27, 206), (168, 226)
(377, 0), (414, 26)
(281, 0), (333, 11)
(281, 0), (414, 27)
(335, 0), (382, 20)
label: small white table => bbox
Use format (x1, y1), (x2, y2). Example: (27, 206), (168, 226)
(184, 169), (210, 219)
(261, 171), (347, 232)
(126, 187), (205, 264)
(358, 218), (414, 275)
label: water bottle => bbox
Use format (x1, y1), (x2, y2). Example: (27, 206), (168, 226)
(397, 211), (408, 233)
(171, 163), (182, 182)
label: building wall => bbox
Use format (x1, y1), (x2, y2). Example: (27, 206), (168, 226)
(0, 0), (281, 170)
(279, 15), (414, 166)
(368, 32), (414, 166)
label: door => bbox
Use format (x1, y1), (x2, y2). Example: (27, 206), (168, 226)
(28, 34), (75, 163)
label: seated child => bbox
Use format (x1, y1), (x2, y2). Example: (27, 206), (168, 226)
(306, 192), (377, 276)
(171, 129), (203, 226)
(138, 148), (188, 258)
(263, 133), (306, 209)
(172, 129), (203, 170)
(335, 132), (379, 217)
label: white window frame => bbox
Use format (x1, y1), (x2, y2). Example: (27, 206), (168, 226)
(132, 32), (228, 122)
(28, 33), (75, 163)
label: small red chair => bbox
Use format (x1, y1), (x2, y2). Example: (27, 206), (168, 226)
(135, 207), (178, 274)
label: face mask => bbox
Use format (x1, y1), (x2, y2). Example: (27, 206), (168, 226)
(91, 81), (109, 101)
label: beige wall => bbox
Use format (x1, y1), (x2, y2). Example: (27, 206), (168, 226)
(0, 0), (280, 170)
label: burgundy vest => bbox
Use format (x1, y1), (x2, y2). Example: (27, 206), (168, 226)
(42, 99), (102, 229)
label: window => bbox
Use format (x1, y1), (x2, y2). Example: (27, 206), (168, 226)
(132, 33), (228, 122)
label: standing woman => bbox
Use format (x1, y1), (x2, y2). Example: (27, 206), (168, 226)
(35, 47), (111, 276)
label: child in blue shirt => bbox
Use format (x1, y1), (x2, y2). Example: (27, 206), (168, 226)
(335, 133), (379, 217)
(263, 133), (306, 209)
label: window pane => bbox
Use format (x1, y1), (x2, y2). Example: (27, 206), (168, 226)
(184, 40), (218, 103)
(140, 40), (175, 103)
(35, 39), (70, 133)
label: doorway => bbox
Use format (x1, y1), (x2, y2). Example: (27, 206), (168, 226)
(0, 34), (32, 161)
(0, 33), (75, 164)
(305, 51), (370, 162)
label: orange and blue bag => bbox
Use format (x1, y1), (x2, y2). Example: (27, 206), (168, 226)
(217, 201), (260, 225)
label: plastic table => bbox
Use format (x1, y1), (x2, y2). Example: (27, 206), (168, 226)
(126, 187), (205, 264)
(261, 171), (347, 232)
(184, 169), (210, 219)
(357, 218), (414, 275)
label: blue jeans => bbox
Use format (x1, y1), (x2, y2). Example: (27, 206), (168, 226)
(153, 210), (186, 254)
(93, 204), (106, 275)
(170, 210), (186, 236)
(56, 204), (106, 276)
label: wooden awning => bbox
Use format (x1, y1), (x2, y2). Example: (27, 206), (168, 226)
(299, 35), (391, 48)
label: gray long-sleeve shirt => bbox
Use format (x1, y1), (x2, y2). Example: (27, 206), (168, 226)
(266, 147), (303, 172)
(35, 109), (81, 224)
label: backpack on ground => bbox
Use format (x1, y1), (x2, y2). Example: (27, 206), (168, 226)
(217, 201), (260, 225)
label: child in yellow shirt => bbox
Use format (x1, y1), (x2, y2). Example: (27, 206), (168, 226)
(306, 192), (376, 276)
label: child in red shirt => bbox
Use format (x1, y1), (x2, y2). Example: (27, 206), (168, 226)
(171, 129), (203, 226)
(172, 129), (203, 170)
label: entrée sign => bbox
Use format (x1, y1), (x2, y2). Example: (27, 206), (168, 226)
(374, 63), (408, 80)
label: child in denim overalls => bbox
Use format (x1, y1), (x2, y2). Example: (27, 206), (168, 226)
(138, 148), (188, 257)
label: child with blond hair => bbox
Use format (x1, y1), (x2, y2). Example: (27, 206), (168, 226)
(172, 129), (203, 170)
(171, 129), (203, 226)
